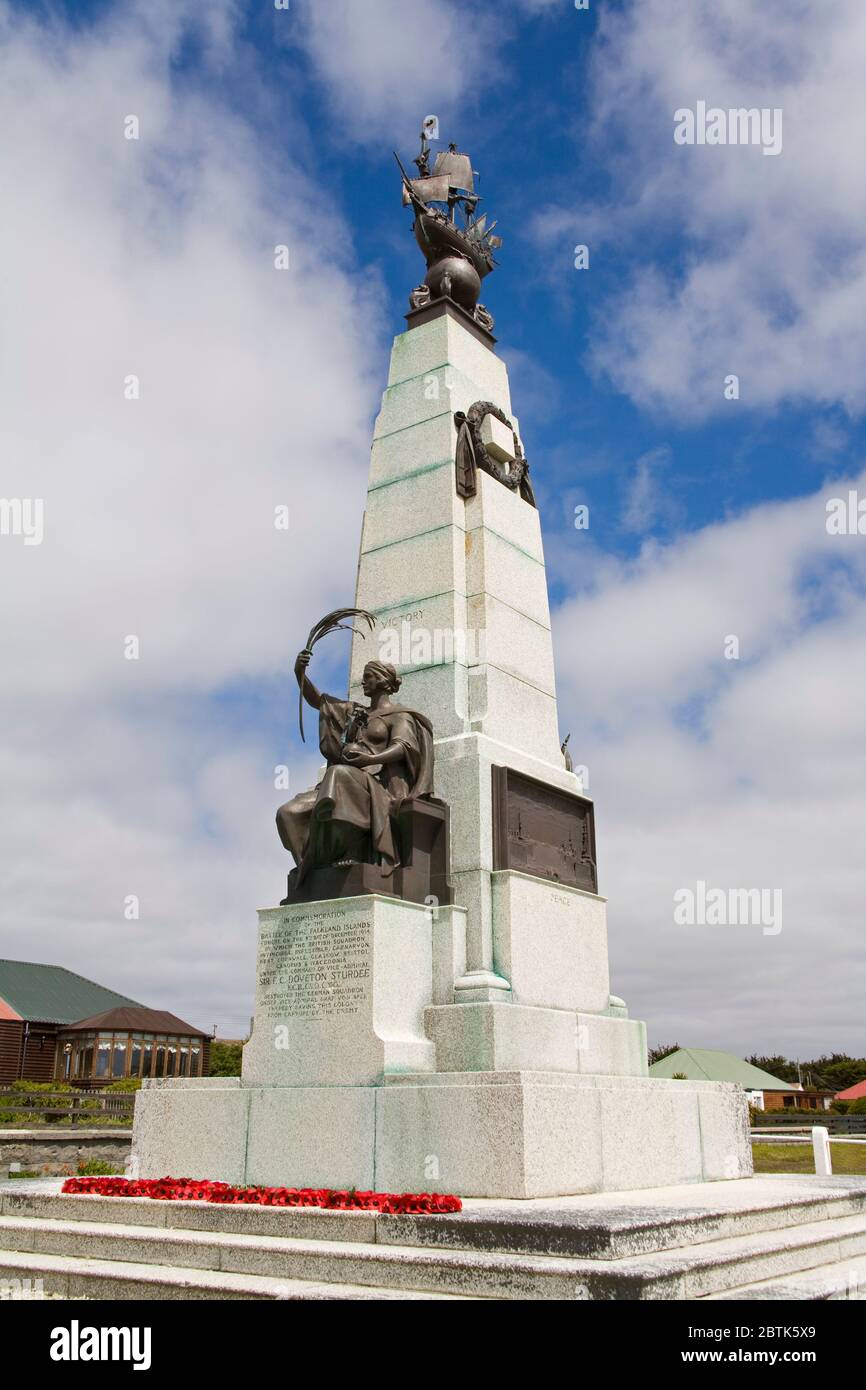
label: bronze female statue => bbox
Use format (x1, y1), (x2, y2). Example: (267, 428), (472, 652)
(276, 649), (435, 887)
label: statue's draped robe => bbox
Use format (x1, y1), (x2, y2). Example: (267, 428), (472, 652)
(277, 695), (434, 881)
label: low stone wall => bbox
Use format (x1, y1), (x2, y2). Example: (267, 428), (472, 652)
(0, 1129), (132, 1177)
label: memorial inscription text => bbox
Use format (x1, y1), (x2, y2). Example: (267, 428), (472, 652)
(257, 909), (371, 1021)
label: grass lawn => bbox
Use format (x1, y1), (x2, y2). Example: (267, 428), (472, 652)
(752, 1142), (866, 1175)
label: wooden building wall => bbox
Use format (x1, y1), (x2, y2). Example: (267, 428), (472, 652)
(0, 1018), (24, 1085)
(19, 1023), (59, 1082)
(763, 1089), (831, 1112)
(0, 1020), (59, 1085)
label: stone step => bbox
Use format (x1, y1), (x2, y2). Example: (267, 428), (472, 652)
(588, 1212), (866, 1300)
(0, 1191), (379, 1244)
(379, 1187), (866, 1260)
(703, 1253), (866, 1301)
(2, 1208), (866, 1300)
(0, 1214), (587, 1299)
(5, 1178), (866, 1260)
(0, 1248), (483, 1301)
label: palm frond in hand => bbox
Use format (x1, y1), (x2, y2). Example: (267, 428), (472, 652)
(298, 607), (377, 742)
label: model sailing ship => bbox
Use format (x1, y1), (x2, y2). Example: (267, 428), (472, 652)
(396, 117), (503, 332)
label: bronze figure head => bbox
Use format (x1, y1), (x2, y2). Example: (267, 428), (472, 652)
(361, 661), (402, 697)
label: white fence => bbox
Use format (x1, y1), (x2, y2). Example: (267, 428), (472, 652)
(751, 1125), (866, 1176)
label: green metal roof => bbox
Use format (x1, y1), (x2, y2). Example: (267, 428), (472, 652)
(648, 1047), (792, 1090)
(0, 959), (142, 1026)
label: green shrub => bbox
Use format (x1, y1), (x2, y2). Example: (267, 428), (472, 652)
(0, 1079), (73, 1125)
(848, 1097), (866, 1115)
(76, 1158), (123, 1176)
(759, 1107), (836, 1120)
(0, 1108), (37, 1125)
(209, 1041), (243, 1077)
(0, 1080), (109, 1126)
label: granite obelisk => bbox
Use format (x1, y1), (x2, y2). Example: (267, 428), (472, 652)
(131, 132), (752, 1198)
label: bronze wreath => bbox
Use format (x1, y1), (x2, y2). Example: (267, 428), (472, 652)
(454, 401), (536, 506)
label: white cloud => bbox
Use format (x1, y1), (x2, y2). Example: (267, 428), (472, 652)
(293, 0), (499, 142)
(553, 467), (866, 1052)
(535, 0), (866, 421)
(0, 0), (384, 1033)
(621, 445), (677, 534)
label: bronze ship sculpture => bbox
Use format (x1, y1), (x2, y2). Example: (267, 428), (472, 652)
(396, 118), (502, 332)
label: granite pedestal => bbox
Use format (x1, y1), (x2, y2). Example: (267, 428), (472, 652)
(132, 882), (751, 1198)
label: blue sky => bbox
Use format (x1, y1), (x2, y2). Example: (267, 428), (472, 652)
(43, 0), (863, 559)
(2, 0), (865, 1055)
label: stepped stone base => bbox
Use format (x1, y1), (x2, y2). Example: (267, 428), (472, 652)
(143, 890), (751, 1200)
(423, 1002), (647, 1075)
(2, 1175), (865, 1300)
(131, 1070), (752, 1199)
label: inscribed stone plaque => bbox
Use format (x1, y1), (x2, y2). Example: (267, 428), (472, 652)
(242, 897), (437, 1088)
(257, 906), (372, 1023)
(246, 901), (379, 1087)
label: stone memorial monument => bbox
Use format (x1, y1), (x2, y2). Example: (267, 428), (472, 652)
(132, 129), (752, 1198)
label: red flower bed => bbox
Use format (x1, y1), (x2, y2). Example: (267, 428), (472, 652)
(61, 1176), (461, 1214)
